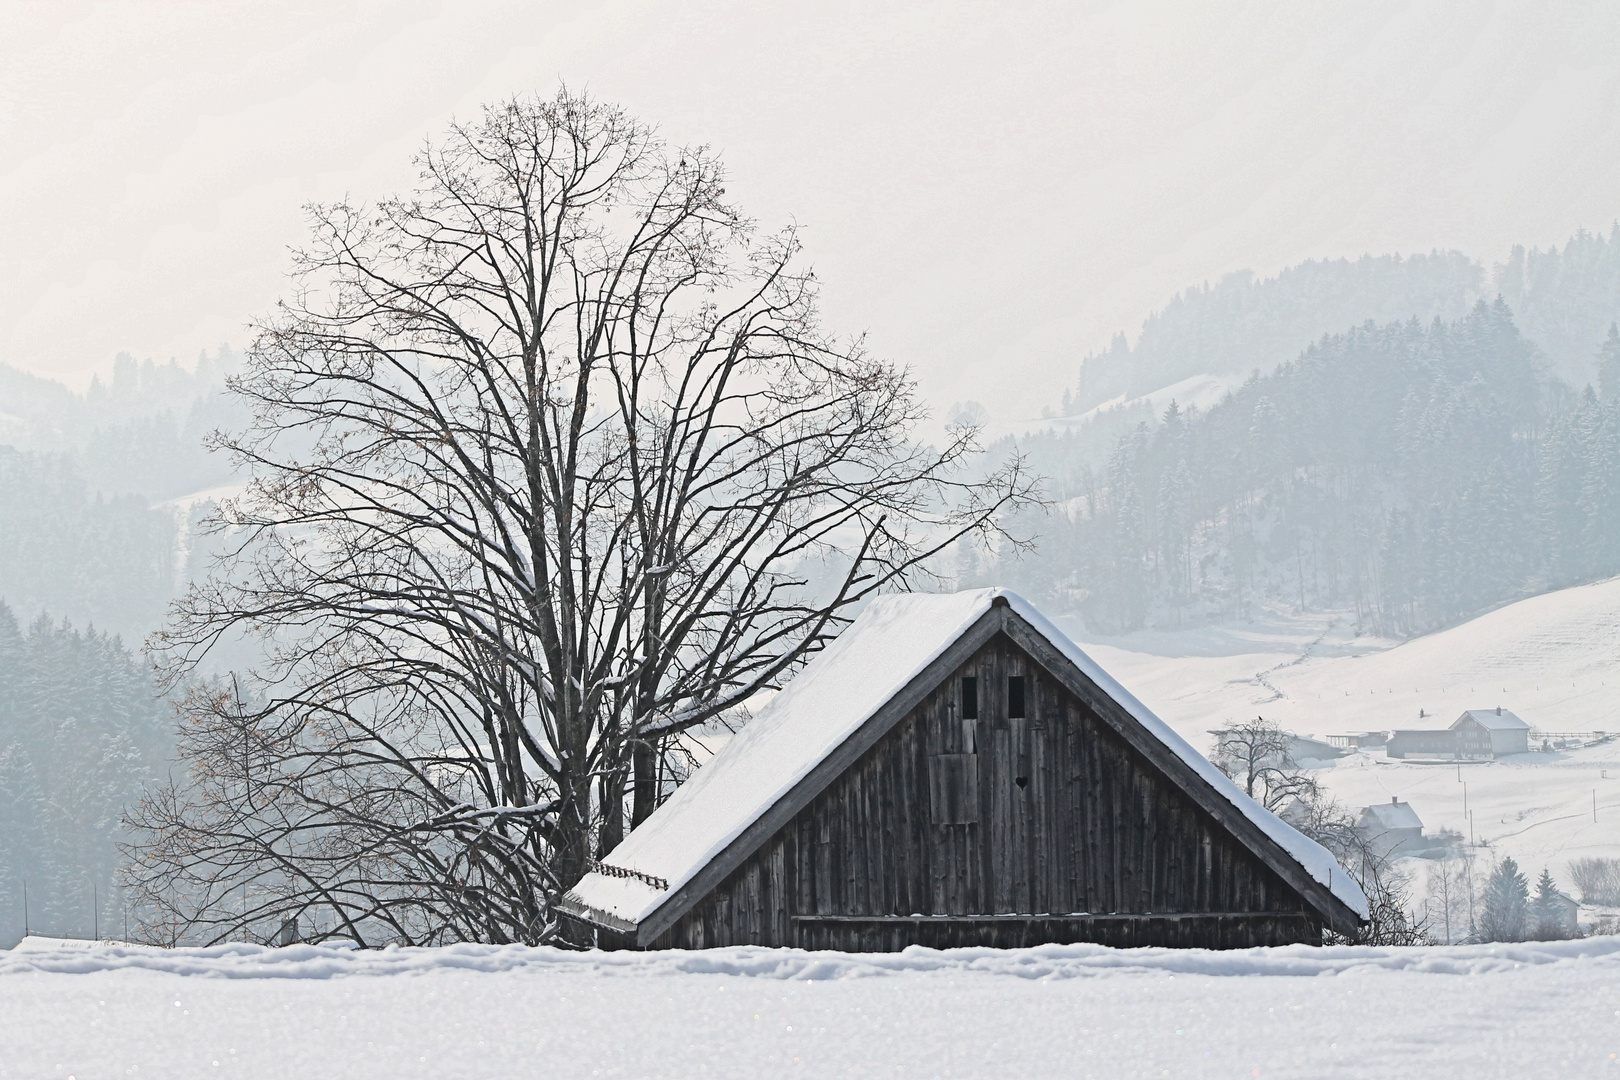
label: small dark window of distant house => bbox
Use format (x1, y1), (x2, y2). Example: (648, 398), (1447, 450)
(1008, 676), (1026, 719)
(961, 677), (979, 719)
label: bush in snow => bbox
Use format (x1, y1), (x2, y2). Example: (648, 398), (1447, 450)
(1568, 857), (1620, 906)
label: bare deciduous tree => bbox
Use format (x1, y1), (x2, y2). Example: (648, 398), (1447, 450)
(1291, 794), (1431, 946)
(1568, 856), (1620, 905)
(1424, 852), (1475, 944)
(1209, 718), (1430, 945)
(123, 90), (1037, 946)
(1209, 716), (1319, 811)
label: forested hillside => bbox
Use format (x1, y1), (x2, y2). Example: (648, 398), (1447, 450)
(0, 348), (241, 640)
(0, 352), (240, 942)
(1064, 227), (1620, 420)
(0, 450), (177, 637)
(0, 347), (240, 500)
(0, 602), (168, 945)
(1497, 226), (1620, 387)
(984, 300), (1620, 636)
(1066, 251), (1484, 414)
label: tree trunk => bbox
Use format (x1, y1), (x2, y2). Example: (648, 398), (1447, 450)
(597, 762), (625, 856)
(631, 740), (658, 828)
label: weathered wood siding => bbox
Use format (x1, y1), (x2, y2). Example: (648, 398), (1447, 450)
(645, 633), (1322, 951)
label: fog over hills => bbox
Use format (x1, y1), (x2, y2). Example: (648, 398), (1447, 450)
(5, 1), (1620, 424)
(7, 2), (1620, 967)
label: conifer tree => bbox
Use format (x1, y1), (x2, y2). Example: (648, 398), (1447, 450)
(1531, 867), (1571, 940)
(0, 600), (165, 944)
(1596, 322), (1620, 400)
(1479, 856), (1530, 942)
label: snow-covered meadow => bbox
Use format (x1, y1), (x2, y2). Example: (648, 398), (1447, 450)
(1064, 577), (1620, 882)
(3, 936), (1618, 1079)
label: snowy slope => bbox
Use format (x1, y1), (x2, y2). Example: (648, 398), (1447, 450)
(1056, 578), (1620, 880)
(2, 937), (1616, 1079)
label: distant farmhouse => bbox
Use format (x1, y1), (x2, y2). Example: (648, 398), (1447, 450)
(1542, 888), (1581, 937)
(1386, 708), (1530, 760)
(1355, 797), (1424, 859)
(1327, 731), (1389, 750)
(561, 590), (1367, 951)
(1287, 735), (1343, 762)
(1454, 709), (1531, 756)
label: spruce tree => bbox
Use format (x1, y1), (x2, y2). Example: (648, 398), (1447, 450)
(1531, 868), (1570, 940)
(0, 600), (167, 943)
(1598, 322), (1620, 401)
(1480, 856), (1530, 942)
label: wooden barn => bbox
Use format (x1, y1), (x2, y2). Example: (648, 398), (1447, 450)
(560, 590), (1367, 951)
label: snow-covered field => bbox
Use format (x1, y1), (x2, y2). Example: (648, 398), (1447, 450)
(1058, 579), (1620, 886)
(3, 936), (1617, 1079)
(9, 585), (1620, 1077)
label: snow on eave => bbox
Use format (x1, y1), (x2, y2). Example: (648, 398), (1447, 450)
(565, 589), (1369, 932)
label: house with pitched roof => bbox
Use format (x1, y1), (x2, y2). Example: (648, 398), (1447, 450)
(1355, 797), (1424, 858)
(1387, 707), (1531, 760)
(559, 590), (1367, 951)
(1453, 708), (1530, 757)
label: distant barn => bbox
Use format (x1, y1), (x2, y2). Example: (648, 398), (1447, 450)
(1454, 708), (1530, 756)
(1355, 797), (1424, 859)
(1387, 708), (1530, 760)
(561, 590), (1367, 951)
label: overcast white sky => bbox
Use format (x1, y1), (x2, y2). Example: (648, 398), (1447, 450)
(4, 0), (1619, 420)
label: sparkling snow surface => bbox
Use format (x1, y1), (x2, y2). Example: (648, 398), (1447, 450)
(2, 936), (1616, 1079)
(569, 589), (1367, 927)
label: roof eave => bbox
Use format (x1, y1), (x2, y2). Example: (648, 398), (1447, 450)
(555, 893), (640, 938)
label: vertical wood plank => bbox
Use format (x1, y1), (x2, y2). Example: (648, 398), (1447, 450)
(1010, 714), (1031, 914)
(989, 724), (1013, 913)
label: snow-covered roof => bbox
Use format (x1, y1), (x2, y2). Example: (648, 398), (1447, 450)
(1457, 709), (1530, 731)
(564, 589), (1370, 931)
(1358, 799), (1423, 832)
(1289, 735), (1343, 761)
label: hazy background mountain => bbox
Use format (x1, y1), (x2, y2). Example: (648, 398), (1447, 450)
(6, 1), (1620, 425)
(972, 226), (1620, 638)
(1061, 228), (1620, 421)
(0, 347), (241, 641)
